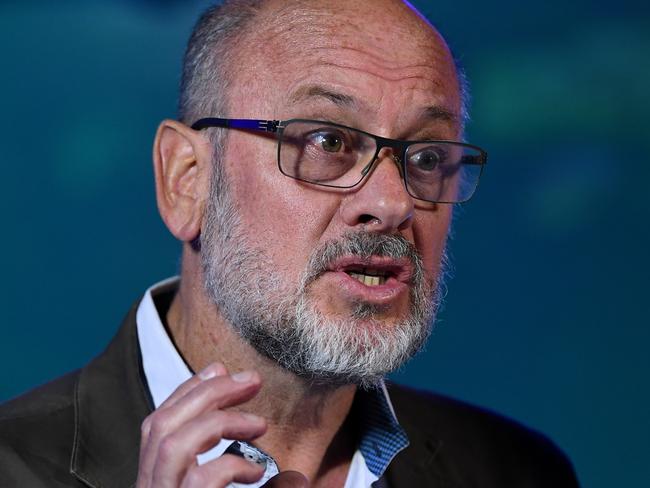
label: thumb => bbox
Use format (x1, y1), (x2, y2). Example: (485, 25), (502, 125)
(263, 470), (309, 488)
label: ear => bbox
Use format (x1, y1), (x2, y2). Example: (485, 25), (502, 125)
(153, 119), (212, 242)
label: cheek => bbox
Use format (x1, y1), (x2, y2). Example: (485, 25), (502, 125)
(412, 207), (452, 280)
(225, 139), (341, 274)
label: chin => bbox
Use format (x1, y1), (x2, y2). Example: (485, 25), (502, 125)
(298, 369), (386, 391)
(251, 296), (434, 391)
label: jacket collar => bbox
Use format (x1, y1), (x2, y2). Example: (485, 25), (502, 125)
(70, 301), (153, 488)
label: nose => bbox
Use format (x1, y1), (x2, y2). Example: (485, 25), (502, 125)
(339, 151), (414, 232)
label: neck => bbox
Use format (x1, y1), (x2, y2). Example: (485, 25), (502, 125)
(166, 247), (358, 483)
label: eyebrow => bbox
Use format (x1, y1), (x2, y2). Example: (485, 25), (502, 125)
(420, 105), (459, 125)
(288, 85), (360, 110)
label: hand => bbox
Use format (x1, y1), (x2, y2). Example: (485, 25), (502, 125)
(136, 362), (268, 488)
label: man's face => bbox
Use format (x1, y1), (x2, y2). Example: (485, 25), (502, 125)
(201, 0), (461, 387)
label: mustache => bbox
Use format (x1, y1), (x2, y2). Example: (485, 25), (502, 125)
(301, 231), (425, 287)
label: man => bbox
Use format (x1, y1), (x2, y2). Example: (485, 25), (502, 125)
(0, 0), (579, 487)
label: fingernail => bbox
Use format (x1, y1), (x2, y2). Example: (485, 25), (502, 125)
(231, 370), (254, 383)
(198, 364), (217, 380)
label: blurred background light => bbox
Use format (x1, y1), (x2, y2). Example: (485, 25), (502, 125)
(1, 1), (648, 487)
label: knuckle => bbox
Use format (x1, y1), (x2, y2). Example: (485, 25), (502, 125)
(183, 466), (208, 486)
(148, 411), (172, 437)
(157, 435), (178, 463)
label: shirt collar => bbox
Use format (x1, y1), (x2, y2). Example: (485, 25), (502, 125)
(136, 277), (192, 408)
(136, 277), (409, 480)
(355, 385), (410, 477)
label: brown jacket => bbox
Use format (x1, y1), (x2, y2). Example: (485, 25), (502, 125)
(0, 298), (579, 487)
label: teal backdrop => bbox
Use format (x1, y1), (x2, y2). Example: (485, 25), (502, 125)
(1, 1), (649, 487)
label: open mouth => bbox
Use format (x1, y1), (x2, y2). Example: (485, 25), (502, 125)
(328, 256), (412, 288)
(344, 267), (391, 286)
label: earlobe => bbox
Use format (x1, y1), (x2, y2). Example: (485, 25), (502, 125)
(153, 119), (211, 242)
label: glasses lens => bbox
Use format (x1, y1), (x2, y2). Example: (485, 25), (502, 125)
(278, 121), (375, 187)
(405, 142), (484, 203)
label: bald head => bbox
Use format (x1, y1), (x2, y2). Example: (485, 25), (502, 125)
(178, 0), (468, 130)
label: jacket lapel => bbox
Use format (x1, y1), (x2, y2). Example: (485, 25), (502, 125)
(384, 385), (462, 488)
(384, 432), (453, 488)
(70, 302), (153, 488)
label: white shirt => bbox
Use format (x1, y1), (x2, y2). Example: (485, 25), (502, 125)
(136, 278), (406, 488)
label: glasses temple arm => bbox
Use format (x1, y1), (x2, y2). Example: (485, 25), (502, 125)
(461, 154), (487, 166)
(190, 118), (281, 133)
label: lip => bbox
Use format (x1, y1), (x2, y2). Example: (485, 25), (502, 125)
(328, 255), (413, 283)
(321, 255), (413, 305)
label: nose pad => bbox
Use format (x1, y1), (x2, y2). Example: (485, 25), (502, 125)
(360, 149), (404, 180)
(390, 153), (405, 178)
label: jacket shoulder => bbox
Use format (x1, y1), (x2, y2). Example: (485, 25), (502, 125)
(386, 383), (580, 487)
(0, 371), (85, 487)
(0, 370), (78, 419)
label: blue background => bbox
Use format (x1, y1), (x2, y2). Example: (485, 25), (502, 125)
(1, 1), (649, 486)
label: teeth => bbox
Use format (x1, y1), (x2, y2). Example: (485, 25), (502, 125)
(349, 272), (387, 286)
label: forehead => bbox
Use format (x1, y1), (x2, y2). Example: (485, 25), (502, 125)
(227, 0), (461, 133)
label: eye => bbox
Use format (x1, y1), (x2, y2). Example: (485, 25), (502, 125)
(310, 131), (344, 153)
(409, 146), (448, 171)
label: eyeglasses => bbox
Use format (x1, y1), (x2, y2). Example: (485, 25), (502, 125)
(191, 118), (488, 204)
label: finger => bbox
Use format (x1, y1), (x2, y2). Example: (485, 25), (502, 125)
(138, 371), (261, 485)
(141, 369), (259, 449)
(161, 370), (262, 426)
(142, 363), (228, 442)
(180, 453), (266, 488)
(138, 363), (227, 485)
(151, 410), (267, 487)
(263, 471), (310, 488)
(161, 362), (229, 410)
(142, 368), (257, 447)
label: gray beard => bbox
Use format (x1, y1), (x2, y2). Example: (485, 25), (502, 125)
(200, 170), (449, 389)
